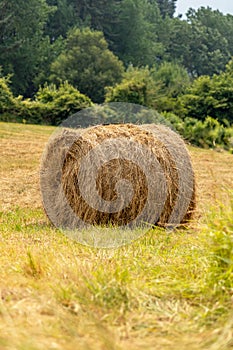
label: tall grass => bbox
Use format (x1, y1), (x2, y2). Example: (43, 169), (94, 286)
(0, 193), (233, 349)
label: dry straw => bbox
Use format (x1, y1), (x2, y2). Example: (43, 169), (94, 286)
(40, 123), (195, 230)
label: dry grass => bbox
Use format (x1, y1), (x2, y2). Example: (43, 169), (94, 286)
(40, 123), (194, 232)
(0, 121), (233, 350)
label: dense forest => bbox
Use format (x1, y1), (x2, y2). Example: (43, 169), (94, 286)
(0, 0), (233, 148)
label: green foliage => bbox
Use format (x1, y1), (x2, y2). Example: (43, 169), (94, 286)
(112, 0), (164, 66)
(106, 80), (148, 105)
(105, 66), (156, 106)
(186, 8), (232, 77)
(50, 27), (124, 103)
(156, 0), (177, 18)
(106, 64), (184, 111)
(33, 36), (65, 90)
(167, 8), (233, 77)
(35, 82), (93, 124)
(152, 61), (190, 97)
(182, 116), (232, 149)
(65, 0), (121, 36)
(151, 61), (190, 113)
(0, 76), (15, 113)
(0, 0), (55, 95)
(45, 0), (78, 39)
(161, 112), (185, 133)
(14, 98), (49, 125)
(0, 79), (92, 125)
(106, 63), (190, 113)
(180, 75), (213, 119)
(163, 112), (233, 149)
(180, 59), (233, 123)
(0, 0), (233, 137)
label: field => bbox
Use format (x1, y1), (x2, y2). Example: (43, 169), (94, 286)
(0, 121), (233, 350)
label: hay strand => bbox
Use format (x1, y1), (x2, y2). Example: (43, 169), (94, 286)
(40, 123), (195, 230)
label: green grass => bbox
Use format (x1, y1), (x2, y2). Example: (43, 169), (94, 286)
(0, 122), (233, 349)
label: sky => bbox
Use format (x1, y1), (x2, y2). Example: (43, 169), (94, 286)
(175, 0), (233, 16)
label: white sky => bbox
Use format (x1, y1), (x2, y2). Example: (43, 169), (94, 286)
(176, 0), (233, 16)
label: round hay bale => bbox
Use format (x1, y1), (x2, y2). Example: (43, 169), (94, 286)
(40, 123), (195, 230)
(140, 124), (196, 225)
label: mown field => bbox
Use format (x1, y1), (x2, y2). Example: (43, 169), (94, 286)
(0, 121), (233, 350)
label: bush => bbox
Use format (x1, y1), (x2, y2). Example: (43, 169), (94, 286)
(161, 112), (185, 134)
(105, 80), (148, 105)
(105, 66), (158, 107)
(105, 64), (190, 114)
(163, 112), (233, 149)
(182, 117), (232, 149)
(0, 77), (15, 113)
(179, 59), (233, 124)
(17, 97), (50, 124)
(35, 82), (93, 125)
(0, 80), (93, 125)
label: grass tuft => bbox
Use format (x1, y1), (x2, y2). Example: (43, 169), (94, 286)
(0, 122), (233, 349)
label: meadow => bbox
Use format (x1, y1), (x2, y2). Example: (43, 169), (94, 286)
(0, 121), (233, 350)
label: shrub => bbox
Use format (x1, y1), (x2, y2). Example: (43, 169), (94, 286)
(17, 98), (50, 124)
(0, 76), (15, 113)
(35, 82), (93, 125)
(105, 64), (190, 114)
(163, 113), (233, 150)
(179, 59), (233, 124)
(182, 116), (232, 149)
(105, 80), (148, 105)
(0, 81), (93, 125)
(161, 112), (185, 134)
(105, 66), (158, 107)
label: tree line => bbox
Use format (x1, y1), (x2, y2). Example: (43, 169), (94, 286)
(0, 0), (233, 149)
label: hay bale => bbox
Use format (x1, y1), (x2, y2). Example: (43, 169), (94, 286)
(40, 123), (195, 230)
(141, 124), (196, 225)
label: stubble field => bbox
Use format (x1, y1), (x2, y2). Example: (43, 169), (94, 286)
(0, 121), (233, 350)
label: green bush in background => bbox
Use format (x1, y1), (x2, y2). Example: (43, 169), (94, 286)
(0, 79), (92, 125)
(163, 112), (233, 150)
(0, 72), (232, 150)
(35, 82), (93, 125)
(0, 76), (16, 114)
(179, 59), (233, 124)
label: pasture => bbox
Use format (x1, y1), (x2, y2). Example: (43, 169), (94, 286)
(0, 121), (233, 350)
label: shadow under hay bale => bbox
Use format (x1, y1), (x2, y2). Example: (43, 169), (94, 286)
(40, 123), (195, 231)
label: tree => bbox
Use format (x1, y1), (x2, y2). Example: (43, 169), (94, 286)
(187, 7), (233, 51)
(165, 8), (233, 77)
(33, 36), (65, 90)
(49, 28), (124, 102)
(45, 0), (78, 40)
(112, 0), (164, 66)
(155, 0), (177, 18)
(0, 0), (54, 96)
(164, 18), (192, 66)
(186, 8), (232, 76)
(180, 59), (233, 123)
